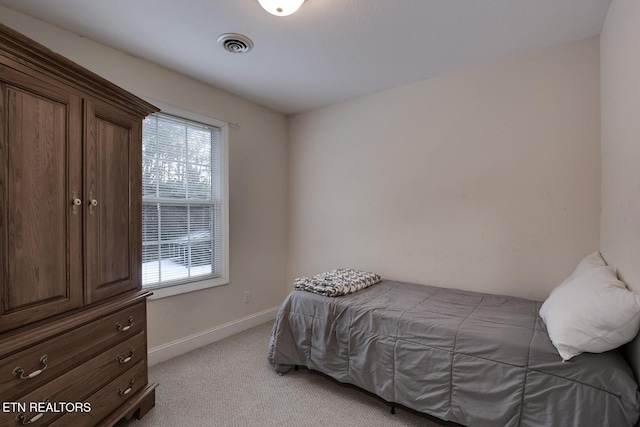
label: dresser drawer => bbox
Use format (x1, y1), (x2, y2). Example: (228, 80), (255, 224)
(49, 361), (147, 427)
(0, 332), (146, 427)
(0, 302), (145, 401)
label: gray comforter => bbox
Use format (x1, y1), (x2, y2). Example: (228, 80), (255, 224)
(268, 280), (640, 427)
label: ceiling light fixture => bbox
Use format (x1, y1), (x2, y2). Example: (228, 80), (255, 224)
(258, 0), (305, 17)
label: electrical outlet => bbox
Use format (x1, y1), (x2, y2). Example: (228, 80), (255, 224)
(243, 291), (251, 303)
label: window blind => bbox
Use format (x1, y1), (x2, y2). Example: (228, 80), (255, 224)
(141, 113), (222, 288)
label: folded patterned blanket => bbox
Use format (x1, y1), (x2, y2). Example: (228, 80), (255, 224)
(293, 268), (381, 297)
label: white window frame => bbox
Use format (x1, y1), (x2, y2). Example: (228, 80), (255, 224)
(141, 99), (229, 300)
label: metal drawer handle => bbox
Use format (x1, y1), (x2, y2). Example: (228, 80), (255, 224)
(115, 316), (133, 332)
(13, 355), (48, 380)
(16, 412), (44, 425)
(118, 378), (135, 396)
(16, 398), (49, 425)
(116, 347), (135, 364)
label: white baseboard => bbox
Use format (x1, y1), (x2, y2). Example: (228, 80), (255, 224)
(147, 306), (279, 366)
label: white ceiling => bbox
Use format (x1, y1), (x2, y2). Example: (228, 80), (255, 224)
(0, 0), (610, 115)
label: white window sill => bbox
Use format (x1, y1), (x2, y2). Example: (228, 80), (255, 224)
(144, 276), (229, 300)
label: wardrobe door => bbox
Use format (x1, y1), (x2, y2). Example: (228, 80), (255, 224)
(0, 72), (83, 332)
(85, 99), (141, 303)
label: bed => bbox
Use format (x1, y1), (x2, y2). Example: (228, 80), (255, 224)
(268, 279), (640, 427)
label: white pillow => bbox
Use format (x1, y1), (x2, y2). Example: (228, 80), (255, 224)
(539, 265), (640, 361)
(550, 251), (606, 292)
(570, 251), (607, 279)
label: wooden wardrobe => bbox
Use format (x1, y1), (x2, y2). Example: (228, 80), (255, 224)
(0, 23), (158, 426)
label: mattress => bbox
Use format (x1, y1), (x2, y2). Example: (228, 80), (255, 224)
(268, 280), (640, 427)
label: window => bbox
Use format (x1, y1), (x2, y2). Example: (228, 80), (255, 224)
(141, 105), (228, 298)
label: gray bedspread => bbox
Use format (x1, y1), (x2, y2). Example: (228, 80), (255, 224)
(268, 280), (640, 427)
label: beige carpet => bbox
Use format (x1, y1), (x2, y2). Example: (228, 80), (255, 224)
(117, 322), (456, 427)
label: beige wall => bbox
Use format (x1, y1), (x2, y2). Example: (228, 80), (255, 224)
(600, 0), (640, 292)
(288, 37), (601, 301)
(0, 7), (289, 349)
(600, 0), (640, 381)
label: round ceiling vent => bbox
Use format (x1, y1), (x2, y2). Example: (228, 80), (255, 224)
(217, 33), (254, 54)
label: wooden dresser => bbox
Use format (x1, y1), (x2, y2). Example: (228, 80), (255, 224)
(0, 23), (159, 426)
